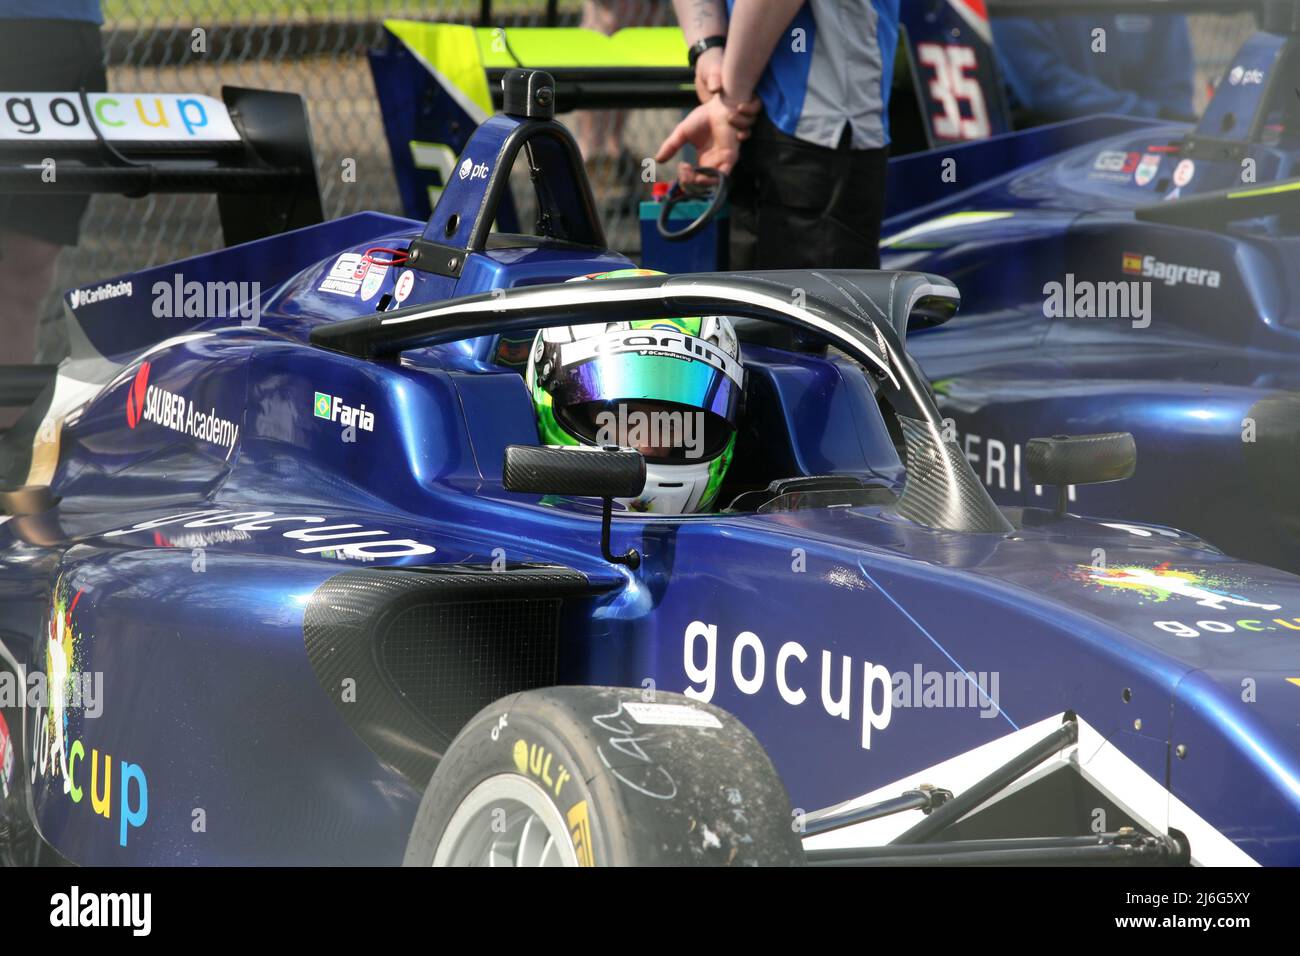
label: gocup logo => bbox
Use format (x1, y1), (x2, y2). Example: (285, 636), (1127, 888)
(1, 92), (239, 142)
(104, 509), (437, 560)
(682, 623), (1004, 755)
(126, 361), (150, 428)
(458, 156), (489, 181)
(684, 621), (894, 749)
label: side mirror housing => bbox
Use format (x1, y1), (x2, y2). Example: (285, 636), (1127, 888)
(502, 445), (646, 499)
(503, 445), (646, 568)
(1026, 433), (1136, 515)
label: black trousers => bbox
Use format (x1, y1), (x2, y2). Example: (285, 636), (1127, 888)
(0, 19), (107, 245)
(729, 114), (887, 271)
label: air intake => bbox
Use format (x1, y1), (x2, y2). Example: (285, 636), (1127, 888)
(303, 565), (592, 783)
(379, 597), (562, 729)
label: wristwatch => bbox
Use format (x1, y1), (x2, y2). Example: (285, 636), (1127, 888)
(687, 35), (726, 69)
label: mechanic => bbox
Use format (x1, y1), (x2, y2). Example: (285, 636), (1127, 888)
(526, 268), (742, 514)
(992, 13), (1197, 124)
(654, 0), (900, 270)
(0, 0), (107, 424)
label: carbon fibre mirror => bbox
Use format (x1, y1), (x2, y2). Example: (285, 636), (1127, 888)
(1027, 433), (1136, 516)
(503, 445), (645, 569)
(502, 445), (646, 499)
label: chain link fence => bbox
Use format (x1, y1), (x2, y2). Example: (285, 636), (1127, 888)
(35, 3), (1261, 361)
(40, 1), (679, 361)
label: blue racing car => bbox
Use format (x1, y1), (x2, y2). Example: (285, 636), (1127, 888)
(1, 68), (1298, 868)
(882, 1), (1300, 579)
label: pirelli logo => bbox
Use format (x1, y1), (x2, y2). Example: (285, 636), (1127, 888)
(567, 800), (594, 867)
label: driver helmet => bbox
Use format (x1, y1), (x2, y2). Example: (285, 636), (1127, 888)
(526, 268), (743, 514)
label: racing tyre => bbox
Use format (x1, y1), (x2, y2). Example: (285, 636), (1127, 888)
(405, 686), (804, 866)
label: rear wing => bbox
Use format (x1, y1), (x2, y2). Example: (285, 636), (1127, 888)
(0, 87), (325, 422)
(0, 86), (323, 246)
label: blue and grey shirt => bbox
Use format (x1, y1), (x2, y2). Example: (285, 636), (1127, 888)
(0, 1), (103, 23)
(731, 0), (900, 149)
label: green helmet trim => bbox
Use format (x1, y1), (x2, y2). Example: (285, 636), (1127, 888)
(699, 432), (736, 512)
(532, 378), (579, 448)
(526, 269), (739, 514)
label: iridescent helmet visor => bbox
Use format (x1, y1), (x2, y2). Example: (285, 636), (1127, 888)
(546, 328), (743, 462)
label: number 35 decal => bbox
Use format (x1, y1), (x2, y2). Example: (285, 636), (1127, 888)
(917, 42), (991, 142)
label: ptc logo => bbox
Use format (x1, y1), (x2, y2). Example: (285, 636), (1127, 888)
(458, 157), (489, 181)
(126, 362), (151, 428)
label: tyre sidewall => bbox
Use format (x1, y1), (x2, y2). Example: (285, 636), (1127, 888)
(405, 692), (616, 866)
(405, 687), (804, 867)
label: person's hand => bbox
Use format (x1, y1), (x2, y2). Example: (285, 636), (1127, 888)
(692, 48), (759, 129)
(694, 46), (723, 102)
(725, 92), (761, 132)
(655, 97), (740, 186)
(655, 94), (761, 187)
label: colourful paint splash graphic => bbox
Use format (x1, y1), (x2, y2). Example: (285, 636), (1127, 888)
(1066, 562), (1281, 612)
(0, 711), (12, 800)
(34, 579), (151, 847)
(42, 578), (87, 785)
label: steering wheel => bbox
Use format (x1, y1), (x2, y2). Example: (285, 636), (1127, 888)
(656, 168), (729, 242)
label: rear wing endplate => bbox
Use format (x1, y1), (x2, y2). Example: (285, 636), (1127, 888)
(0, 86), (323, 245)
